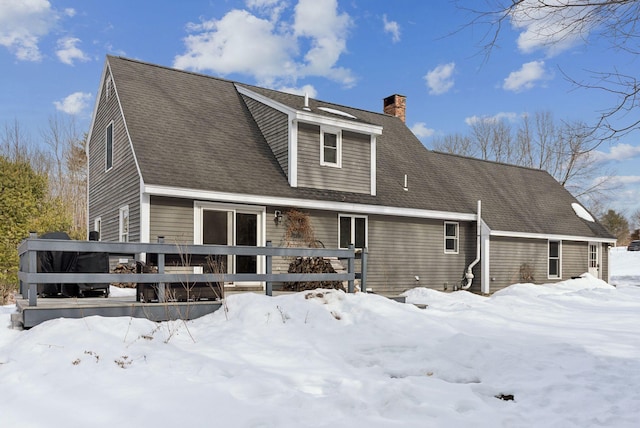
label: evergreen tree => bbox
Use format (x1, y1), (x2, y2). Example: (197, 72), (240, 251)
(599, 209), (630, 245)
(0, 156), (71, 298)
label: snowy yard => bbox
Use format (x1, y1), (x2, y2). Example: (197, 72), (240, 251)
(1, 249), (639, 427)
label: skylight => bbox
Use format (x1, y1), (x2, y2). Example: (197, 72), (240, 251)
(571, 203), (594, 222)
(317, 106), (357, 119)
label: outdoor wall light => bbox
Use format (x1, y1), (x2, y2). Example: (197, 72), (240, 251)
(274, 210), (283, 225)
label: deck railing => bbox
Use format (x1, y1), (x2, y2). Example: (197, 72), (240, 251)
(17, 234), (367, 307)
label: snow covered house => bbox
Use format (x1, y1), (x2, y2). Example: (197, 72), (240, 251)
(86, 56), (615, 295)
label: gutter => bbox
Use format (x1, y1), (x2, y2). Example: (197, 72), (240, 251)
(461, 200), (481, 290)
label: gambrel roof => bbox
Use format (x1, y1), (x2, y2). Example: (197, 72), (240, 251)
(103, 56), (613, 241)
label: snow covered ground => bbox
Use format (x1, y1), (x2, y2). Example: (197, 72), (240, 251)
(0, 250), (638, 427)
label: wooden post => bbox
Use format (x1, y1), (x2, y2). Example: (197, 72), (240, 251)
(157, 236), (165, 303)
(348, 244), (355, 293)
(28, 232), (38, 306)
(265, 241), (273, 296)
(361, 247), (368, 293)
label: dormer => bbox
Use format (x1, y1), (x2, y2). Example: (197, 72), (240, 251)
(237, 85), (383, 196)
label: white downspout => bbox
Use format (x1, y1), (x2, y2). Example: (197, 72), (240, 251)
(461, 200), (481, 290)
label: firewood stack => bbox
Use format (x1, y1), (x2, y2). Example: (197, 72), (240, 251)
(285, 257), (345, 291)
(111, 262), (157, 288)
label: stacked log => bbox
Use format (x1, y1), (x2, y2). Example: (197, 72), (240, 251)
(285, 257), (345, 291)
(111, 262), (157, 288)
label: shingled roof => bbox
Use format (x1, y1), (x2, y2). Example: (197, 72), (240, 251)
(106, 56), (613, 240)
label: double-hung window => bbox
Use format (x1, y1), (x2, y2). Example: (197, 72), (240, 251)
(106, 122), (113, 170)
(548, 241), (561, 278)
(321, 127), (341, 167)
(444, 222), (458, 254)
(339, 215), (367, 249)
(119, 205), (129, 242)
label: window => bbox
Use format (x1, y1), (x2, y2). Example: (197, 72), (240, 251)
(339, 215), (367, 249)
(548, 241), (561, 278)
(106, 122), (113, 170)
(321, 128), (341, 167)
(119, 205), (129, 242)
(94, 217), (102, 241)
(444, 222), (458, 254)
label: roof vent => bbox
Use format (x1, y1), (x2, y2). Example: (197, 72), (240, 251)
(303, 93), (311, 111)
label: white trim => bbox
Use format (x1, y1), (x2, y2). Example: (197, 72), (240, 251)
(140, 182), (150, 243)
(370, 135), (377, 196)
(338, 214), (368, 249)
(289, 115), (298, 187)
(490, 229), (615, 244)
(320, 126), (342, 167)
(444, 221), (459, 254)
(119, 205), (130, 243)
(548, 240), (562, 279)
(480, 220), (491, 294)
(144, 185), (478, 222)
(236, 85), (383, 135)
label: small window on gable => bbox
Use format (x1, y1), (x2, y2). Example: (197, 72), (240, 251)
(444, 222), (458, 254)
(339, 215), (367, 249)
(548, 240), (561, 279)
(321, 128), (341, 167)
(106, 122), (113, 171)
(119, 205), (129, 242)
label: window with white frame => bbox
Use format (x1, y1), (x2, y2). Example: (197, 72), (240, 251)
(444, 221), (459, 254)
(106, 122), (113, 170)
(339, 215), (367, 249)
(119, 205), (129, 242)
(320, 128), (341, 167)
(548, 240), (561, 278)
(94, 217), (102, 241)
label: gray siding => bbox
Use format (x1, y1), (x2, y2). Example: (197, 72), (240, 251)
(366, 216), (477, 295)
(149, 196), (194, 244)
(88, 69), (141, 242)
(242, 95), (289, 178)
(602, 247), (609, 282)
(297, 123), (371, 194)
(488, 237), (592, 292)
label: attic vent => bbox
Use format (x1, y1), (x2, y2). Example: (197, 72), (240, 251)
(317, 106), (357, 119)
(571, 203), (594, 222)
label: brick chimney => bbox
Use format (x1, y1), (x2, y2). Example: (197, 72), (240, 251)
(383, 94), (406, 123)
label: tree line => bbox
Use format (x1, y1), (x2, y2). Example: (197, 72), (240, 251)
(1, 117), (86, 302)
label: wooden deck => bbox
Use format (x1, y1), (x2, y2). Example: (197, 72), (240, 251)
(14, 295), (223, 329)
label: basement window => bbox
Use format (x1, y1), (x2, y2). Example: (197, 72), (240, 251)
(444, 222), (458, 254)
(320, 127), (341, 167)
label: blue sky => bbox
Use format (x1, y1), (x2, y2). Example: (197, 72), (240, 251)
(1, 0), (639, 221)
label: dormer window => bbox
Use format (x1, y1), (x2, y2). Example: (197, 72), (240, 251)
(321, 127), (341, 167)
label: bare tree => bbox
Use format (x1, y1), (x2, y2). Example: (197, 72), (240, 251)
(463, 0), (640, 141)
(434, 110), (617, 209)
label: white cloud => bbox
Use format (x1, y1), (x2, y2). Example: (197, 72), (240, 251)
(410, 122), (435, 139)
(503, 61), (549, 92)
(593, 143), (640, 163)
(276, 84), (318, 98)
(383, 14), (400, 43)
(510, 0), (593, 56)
(424, 62), (455, 95)
(53, 92), (92, 115)
(0, 0), (58, 61)
(64, 8), (76, 17)
(465, 112), (519, 126)
(56, 37), (90, 65)
(174, 0), (354, 88)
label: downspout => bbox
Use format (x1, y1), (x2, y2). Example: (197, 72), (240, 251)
(461, 200), (481, 290)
